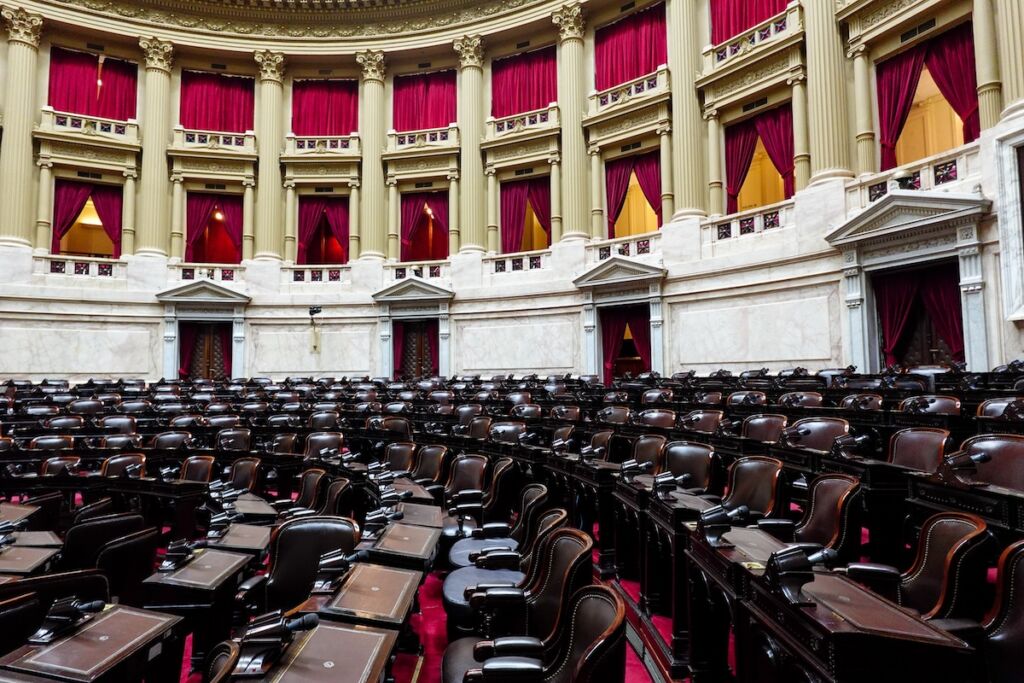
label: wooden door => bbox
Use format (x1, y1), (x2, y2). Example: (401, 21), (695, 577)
(181, 322), (231, 380)
(398, 321), (436, 379)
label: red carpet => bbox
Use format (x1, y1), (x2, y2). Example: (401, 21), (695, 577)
(626, 641), (652, 681)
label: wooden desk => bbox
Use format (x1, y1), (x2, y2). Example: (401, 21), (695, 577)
(0, 605), (183, 683)
(105, 478), (207, 540)
(257, 623), (397, 683)
(142, 549), (249, 665)
(394, 502), (442, 528)
(390, 480), (435, 506)
(232, 493), (278, 524)
(366, 523), (440, 572)
(207, 523), (271, 559)
(0, 503), (37, 526)
(10, 532), (62, 549)
(0, 547), (58, 577)
(571, 460), (620, 578)
(315, 563), (422, 630)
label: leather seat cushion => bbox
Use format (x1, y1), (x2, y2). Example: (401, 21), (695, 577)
(448, 537), (520, 569)
(441, 636), (483, 683)
(442, 567), (525, 631)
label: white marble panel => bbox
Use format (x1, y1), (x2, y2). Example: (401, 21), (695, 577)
(0, 322), (158, 377)
(250, 324), (375, 375)
(455, 315), (580, 373)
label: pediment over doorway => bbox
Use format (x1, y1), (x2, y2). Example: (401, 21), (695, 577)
(573, 256), (666, 290)
(372, 277), (455, 304)
(156, 279), (251, 306)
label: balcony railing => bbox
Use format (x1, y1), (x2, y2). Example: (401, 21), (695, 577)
(485, 104), (559, 141)
(585, 231), (662, 264)
(282, 264), (352, 284)
(705, 199), (795, 243)
(285, 133), (360, 156)
(37, 106), (139, 144)
(484, 249), (550, 274)
(171, 263), (245, 282)
(588, 65), (670, 116)
(844, 142), (981, 212)
(34, 254), (126, 279)
(383, 260), (450, 281)
(702, 1), (803, 72)
(172, 126), (257, 154)
(386, 124), (460, 153)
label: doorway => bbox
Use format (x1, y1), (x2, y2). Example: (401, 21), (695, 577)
(393, 319), (439, 379)
(179, 321), (233, 380)
(599, 304), (651, 384)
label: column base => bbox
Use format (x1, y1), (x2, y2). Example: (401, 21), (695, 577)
(809, 169), (855, 185)
(254, 252), (283, 262)
(560, 231), (589, 241)
(358, 251), (386, 261)
(1002, 99), (1024, 121)
(458, 244), (486, 254)
(0, 236), (33, 249)
(669, 207), (707, 222)
(133, 247), (170, 258)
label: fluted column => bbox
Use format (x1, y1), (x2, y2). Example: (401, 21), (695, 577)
(553, 3), (589, 239)
(136, 37), (174, 256)
(357, 51), (387, 259)
(283, 181), (296, 262)
(242, 179), (255, 260)
(850, 47), (875, 176)
(253, 50), (285, 260)
(995, 0), (1024, 116)
(454, 35), (486, 252)
(589, 147), (604, 238)
(548, 155), (562, 243)
(121, 170), (137, 255)
(387, 179), (400, 260)
(658, 124), (674, 220)
(35, 160), (53, 251)
(974, 0), (1002, 128)
(486, 167), (499, 252)
(448, 171), (462, 255)
(0, 8), (42, 248)
(347, 180), (360, 259)
(666, 0), (705, 216)
(170, 173), (185, 259)
(790, 73), (811, 188)
(804, 0), (852, 182)
(705, 110), (724, 216)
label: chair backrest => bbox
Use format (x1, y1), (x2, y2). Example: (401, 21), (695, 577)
(271, 433), (298, 454)
(205, 640), (241, 683)
(778, 391), (824, 408)
(489, 421), (527, 444)
(507, 391), (531, 406)
(179, 455), (216, 482)
(456, 404), (484, 426)
(632, 435), (667, 473)
(982, 540), (1024, 683)
(510, 404), (543, 419)
(150, 431), (192, 450)
(43, 415), (85, 430)
(0, 436), (14, 452)
(72, 497), (113, 525)
(207, 414), (241, 428)
(96, 415), (136, 434)
(978, 397), (1024, 418)
(41, 455), (80, 475)
(794, 474), (861, 556)
(509, 484), (549, 544)
(482, 458), (517, 521)
(741, 414), (788, 443)
(383, 401), (411, 414)
(266, 515), (361, 613)
(960, 434), (1024, 491)
(62, 513), (146, 570)
(518, 508), (569, 572)
(294, 468), (328, 509)
(377, 416), (412, 439)
(596, 406), (632, 425)
(67, 399), (103, 415)
(467, 416), (493, 439)
(0, 593), (43, 656)
(303, 432), (344, 459)
(635, 409), (676, 429)
(216, 428), (251, 452)
(100, 434), (144, 450)
(786, 417), (849, 452)
(384, 442), (417, 472)
(521, 528), (595, 646)
(168, 414), (207, 428)
(551, 405), (581, 421)
(95, 527), (159, 603)
(318, 478), (352, 516)
(888, 428), (950, 472)
(0, 569), (109, 613)
(116, 400), (152, 414)
(307, 410), (340, 429)
(230, 457), (261, 491)
(840, 393), (884, 410)
(641, 389), (672, 405)
(546, 585), (627, 683)
(726, 391), (767, 406)
(28, 434), (74, 450)
(681, 410), (724, 434)
(663, 442), (716, 491)
(899, 395), (962, 416)
(722, 457), (784, 518)
(445, 454), (489, 496)
(411, 445), (449, 483)
(900, 512), (989, 619)
(100, 453), (145, 477)
(589, 430), (614, 459)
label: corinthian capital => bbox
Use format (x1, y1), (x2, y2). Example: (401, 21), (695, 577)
(254, 50), (286, 83)
(552, 3), (584, 42)
(356, 50), (386, 82)
(139, 36), (174, 72)
(453, 35), (484, 69)
(1, 7), (43, 48)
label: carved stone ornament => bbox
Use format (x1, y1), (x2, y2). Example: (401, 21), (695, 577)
(356, 50), (386, 82)
(139, 36), (174, 71)
(254, 50), (286, 82)
(552, 3), (584, 41)
(453, 35), (484, 68)
(1, 7), (43, 47)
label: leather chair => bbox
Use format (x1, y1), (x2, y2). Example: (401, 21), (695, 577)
(96, 527), (159, 604)
(952, 434), (1024, 490)
(307, 411), (340, 430)
(0, 436), (14, 453)
(42, 415), (85, 431)
(0, 593), (44, 656)
(96, 415), (136, 434)
(100, 452), (145, 477)
(411, 445), (450, 488)
(303, 432), (343, 459)
(449, 483), (550, 568)
(100, 433), (144, 450)
(72, 497), (113, 525)
(60, 513), (146, 570)
(740, 414), (788, 443)
(550, 405), (580, 421)
(679, 410), (725, 434)
(24, 405), (60, 418)
(472, 391), (497, 403)
(280, 478), (352, 519)
(466, 416), (493, 439)
(236, 515), (361, 617)
(204, 640), (241, 683)
(229, 457), (261, 491)
(757, 473), (862, 562)
(602, 392), (630, 405)
(67, 399), (103, 415)
(180, 455), (216, 482)
(269, 433), (298, 454)
(155, 402), (190, 415)
(455, 405), (485, 427)
(506, 391), (531, 406)
(215, 428), (251, 452)
(384, 401), (412, 414)
(489, 422), (526, 445)
(977, 397), (1024, 418)
(373, 416), (412, 440)
(840, 393), (884, 411)
(443, 528), (595, 668)
(509, 404), (543, 419)
(442, 509), (570, 638)
(642, 388), (673, 405)
(846, 512), (991, 620)
(635, 409), (677, 428)
(438, 455), (500, 543)
(977, 540), (1024, 682)
(207, 415), (242, 428)
(782, 417), (849, 452)
(726, 391), (767, 407)
(0, 569), (109, 614)
(274, 468), (327, 514)
(596, 406), (633, 425)
(168, 414), (208, 428)
(446, 585), (626, 683)
(28, 435), (74, 451)
(624, 434), (668, 478)
(150, 431), (194, 450)
(703, 456), (785, 521)
(116, 400), (152, 414)
(384, 442), (417, 472)
(899, 395), (962, 416)
(777, 391), (824, 408)
(887, 428), (950, 472)
(204, 404), (235, 417)
(40, 454), (80, 475)
(659, 441), (717, 495)
(352, 401), (382, 414)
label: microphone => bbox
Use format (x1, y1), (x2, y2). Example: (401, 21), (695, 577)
(944, 450), (992, 471)
(244, 612), (319, 640)
(120, 463), (143, 479)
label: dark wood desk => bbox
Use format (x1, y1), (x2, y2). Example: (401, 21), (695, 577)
(906, 472), (1024, 539)
(0, 503), (37, 525)
(366, 523), (440, 572)
(571, 460), (620, 578)
(314, 563), (422, 630)
(232, 493), (278, 524)
(105, 478), (207, 540)
(256, 623), (397, 683)
(207, 523), (271, 560)
(0, 547), (58, 577)
(390, 480), (435, 506)
(395, 502), (442, 528)
(0, 605), (183, 683)
(10, 532), (62, 549)
(142, 548), (250, 665)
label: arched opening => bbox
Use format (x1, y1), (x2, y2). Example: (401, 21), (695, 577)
(59, 198), (116, 258)
(599, 304), (651, 384)
(178, 321), (233, 380)
(393, 319), (439, 379)
(893, 66), (965, 167)
(613, 172), (659, 238)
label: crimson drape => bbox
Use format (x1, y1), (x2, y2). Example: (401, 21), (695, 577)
(219, 196), (244, 258)
(725, 118), (760, 214)
(392, 70), (457, 132)
(873, 270), (921, 367)
(500, 180), (531, 254)
(51, 180), (94, 254)
(876, 48), (926, 171)
(753, 103), (795, 199)
(626, 306), (652, 374)
(48, 47), (138, 120)
(219, 324), (233, 378)
(924, 22), (980, 144)
(595, 3), (667, 90)
(291, 79), (359, 136)
(632, 151), (663, 225)
(186, 193), (243, 264)
(393, 321), (406, 378)
(89, 184), (124, 258)
(605, 156), (638, 238)
(527, 179), (552, 238)
(600, 306), (650, 384)
(178, 323), (198, 379)
(710, 0), (787, 45)
(425, 319), (440, 376)
(491, 47), (557, 118)
(401, 192), (449, 261)
(180, 70), (255, 133)
(297, 196), (350, 264)
(919, 265), (965, 362)
(185, 193), (218, 261)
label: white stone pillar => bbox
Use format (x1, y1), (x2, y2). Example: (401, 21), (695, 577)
(136, 37), (174, 256)
(790, 73), (811, 189)
(658, 124), (674, 221)
(121, 170), (137, 255)
(486, 168), (499, 252)
(448, 172), (462, 256)
(974, 0), (1002, 128)
(254, 50), (285, 260)
(357, 51), (387, 259)
(805, 0), (852, 181)
(553, 3), (589, 240)
(283, 181), (296, 262)
(347, 180), (360, 260)
(705, 109), (724, 216)
(170, 173), (185, 259)
(649, 295), (664, 375)
(589, 147), (604, 238)
(548, 155), (562, 244)
(454, 35), (486, 253)
(0, 8), (43, 248)
(35, 160), (53, 252)
(387, 179), (400, 260)
(994, 0), (1024, 117)
(850, 47), (874, 176)
(242, 180), (255, 261)
(666, 0), (705, 216)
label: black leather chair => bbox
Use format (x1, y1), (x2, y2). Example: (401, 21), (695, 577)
(303, 432), (343, 459)
(229, 457), (261, 491)
(384, 442), (417, 473)
(700, 456), (785, 522)
(449, 483), (550, 568)
(279, 478), (352, 519)
(273, 468), (327, 515)
(180, 455), (216, 482)
(411, 445), (450, 489)
(757, 473), (862, 562)
(215, 428), (251, 452)
(307, 410), (340, 430)
(0, 593), (44, 656)
(100, 452), (145, 477)
(60, 513), (146, 570)
(0, 569), (110, 613)
(95, 527), (159, 605)
(72, 497), (113, 525)
(150, 431), (194, 450)
(887, 427), (950, 472)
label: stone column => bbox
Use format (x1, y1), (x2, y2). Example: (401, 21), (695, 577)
(34, 160), (53, 251)
(283, 181), (296, 262)
(705, 109), (724, 216)
(121, 170), (137, 255)
(553, 3), (589, 239)
(790, 73), (811, 188)
(253, 50), (285, 260)
(454, 35), (486, 252)
(804, 0), (852, 182)
(850, 47), (875, 176)
(136, 37), (174, 256)
(548, 154), (562, 243)
(0, 8), (43, 248)
(387, 179), (400, 260)
(658, 124), (674, 220)
(242, 179), (255, 260)
(347, 180), (360, 260)
(486, 167), (499, 252)
(666, 0), (705, 216)
(170, 173), (185, 259)
(356, 51), (387, 259)
(974, 0), (1002, 128)
(995, 0), (1024, 116)
(589, 147), (604, 238)
(448, 171), (462, 255)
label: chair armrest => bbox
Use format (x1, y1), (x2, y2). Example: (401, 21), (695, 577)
(927, 618), (986, 645)
(756, 518), (796, 543)
(472, 522), (512, 539)
(464, 657), (544, 683)
(469, 586), (526, 610)
(473, 637), (544, 661)
(843, 562), (902, 602)
(235, 573), (268, 614)
(464, 581), (517, 601)
(423, 483), (445, 502)
(468, 546), (512, 563)
(450, 489), (485, 505)
(271, 499), (295, 511)
(474, 550), (521, 570)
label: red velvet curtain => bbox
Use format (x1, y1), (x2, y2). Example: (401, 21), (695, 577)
(219, 195), (244, 260)
(185, 193), (218, 262)
(180, 70), (255, 133)
(178, 323), (198, 379)
(393, 321), (405, 378)
(491, 46), (557, 118)
(876, 48), (926, 171)
(219, 324), (233, 378)
(500, 180), (531, 253)
(595, 3), (667, 90)
(292, 79), (359, 136)
(392, 70), (457, 132)
(605, 155), (637, 237)
(924, 22), (980, 144)
(725, 118), (760, 214)
(632, 151), (663, 225)
(297, 196), (350, 264)
(753, 103), (795, 199)
(873, 270), (921, 367)
(89, 184), (123, 258)
(711, 0), (787, 45)
(401, 192), (448, 261)
(919, 265), (965, 362)
(626, 306), (652, 374)
(425, 319), (440, 376)
(48, 48), (138, 120)
(527, 178), (552, 239)
(323, 198), (350, 262)
(600, 307), (630, 385)
(51, 180), (95, 254)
